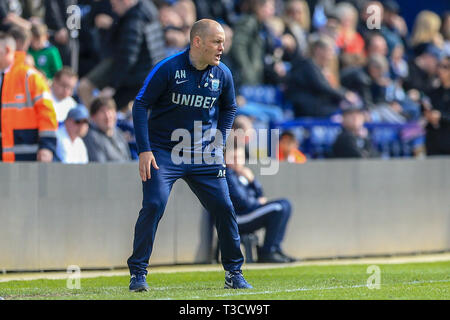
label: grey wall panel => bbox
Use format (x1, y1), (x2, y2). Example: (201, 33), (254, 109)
(0, 158), (449, 271)
(0, 164), (40, 270)
(257, 158), (450, 259)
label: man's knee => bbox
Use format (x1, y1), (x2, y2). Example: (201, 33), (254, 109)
(277, 199), (292, 218)
(142, 197), (166, 216)
(210, 198), (235, 217)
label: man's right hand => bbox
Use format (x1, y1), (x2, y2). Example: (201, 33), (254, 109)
(139, 151), (159, 181)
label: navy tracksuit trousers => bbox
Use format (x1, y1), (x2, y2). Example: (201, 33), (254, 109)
(127, 148), (244, 275)
(237, 199), (291, 254)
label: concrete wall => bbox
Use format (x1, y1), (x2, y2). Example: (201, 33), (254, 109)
(0, 158), (449, 271)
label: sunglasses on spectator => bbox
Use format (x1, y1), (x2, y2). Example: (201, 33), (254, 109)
(75, 119), (89, 124)
(439, 64), (450, 70)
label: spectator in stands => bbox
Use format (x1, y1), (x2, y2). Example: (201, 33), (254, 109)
(0, 0), (32, 32)
(441, 12), (450, 57)
(225, 144), (296, 263)
(194, 0), (239, 27)
(410, 10), (443, 57)
(50, 67), (79, 124)
(424, 55), (450, 155)
(0, 31), (57, 162)
(366, 33), (388, 58)
(340, 54), (407, 123)
(230, 0), (280, 85)
(277, 131), (307, 163)
(56, 105), (89, 164)
(332, 106), (379, 158)
(264, 16), (290, 85)
(28, 21), (63, 80)
(334, 2), (366, 68)
(286, 35), (359, 117)
(83, 97), (131, 162)
(403, 44), (442, 99)
(78, 0), (166, 111)
(389, 43), (408, 80)
(379, 0), (407, 55)
(19, 0), (45, 21)
(357, 1), (383, 43)
(44, 0), (73, 66)
(282, 0), (311, 60)
(158, 1), (191, 57)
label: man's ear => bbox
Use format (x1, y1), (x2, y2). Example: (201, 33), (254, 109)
(193, 35), (202, 48)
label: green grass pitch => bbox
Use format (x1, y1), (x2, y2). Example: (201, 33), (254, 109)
(1, 261), (449, 300)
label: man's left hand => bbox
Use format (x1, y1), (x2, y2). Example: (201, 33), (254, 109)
(37, 149), (53, 162)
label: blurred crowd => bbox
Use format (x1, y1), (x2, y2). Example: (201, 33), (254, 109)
(0, 0), (449, 164)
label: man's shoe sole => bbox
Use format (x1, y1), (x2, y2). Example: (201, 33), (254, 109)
(129, 286), (149, 292)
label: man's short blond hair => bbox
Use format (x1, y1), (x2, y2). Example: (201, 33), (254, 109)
(0, 32), (17, 51)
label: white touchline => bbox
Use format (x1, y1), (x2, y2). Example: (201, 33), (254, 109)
(185, 279), (450, 299)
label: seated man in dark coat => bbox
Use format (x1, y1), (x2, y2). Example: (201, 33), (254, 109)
(224, 145), (296, 263)
(332, 107), (379, 158)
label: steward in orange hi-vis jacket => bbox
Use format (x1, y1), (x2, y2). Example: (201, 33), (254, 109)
(0, 35), (57, 162)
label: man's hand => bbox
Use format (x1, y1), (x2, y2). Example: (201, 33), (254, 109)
(258, 197), (267, 205)
(139, 151), (159, 181)
(240, 167), (254, 183)
(54, 28), (69, 45)
(37, 149), (53, 162)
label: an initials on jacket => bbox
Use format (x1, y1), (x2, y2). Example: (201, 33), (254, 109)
(171, 93), (217, 109)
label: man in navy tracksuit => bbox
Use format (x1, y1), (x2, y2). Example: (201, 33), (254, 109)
(225, 146), (296, 263)
(127, 19), (252, 291)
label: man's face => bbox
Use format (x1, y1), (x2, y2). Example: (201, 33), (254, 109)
(110, 0), (130, 16)
(256, 0), (275, 22)
(67, 118), (89, 138)
(0, 44), (15, 70)
(30, 35), (46, 51)
(315, 44), (333, 66)
(369, 36), (388, 56)
(343, 112), (364, 132)
(437, 58), (450, 84)
(52, 74), (77, 100)
(199, 25), (225, 66)
(92, 106), (116, 134)
(280, 136), (298, 154)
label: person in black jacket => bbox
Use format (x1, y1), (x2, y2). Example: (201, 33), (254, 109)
(78, 0), (166, 111)
(285, 35), (359, 117)
(332, 107), (379, 158)
(224, 145), (296, 263)
(424, 56), (450, 155)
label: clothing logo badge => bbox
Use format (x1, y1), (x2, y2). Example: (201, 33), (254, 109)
(210, 79), (220, 91)
(175, 69), (187, 84)
(217, 169), (226, 178)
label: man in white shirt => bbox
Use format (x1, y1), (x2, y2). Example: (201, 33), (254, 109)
(50, 67), (78, 123)
(56, 105), (89, 164)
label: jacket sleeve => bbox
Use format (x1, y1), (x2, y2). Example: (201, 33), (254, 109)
(226, 169), (261, 214)
(249, 178), (264, 198)
(217, 66), (237, 147)
(44, 0), (66, 31)
(28, 70), (58, 153)
(132, 61), (168, 154)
